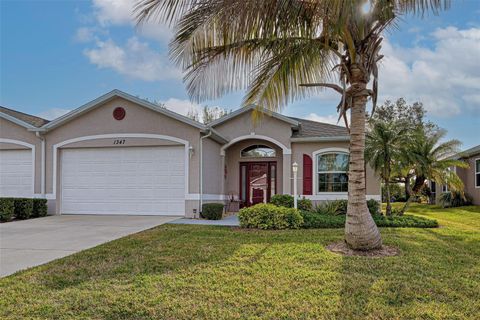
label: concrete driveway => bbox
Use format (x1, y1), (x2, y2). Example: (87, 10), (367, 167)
(0, 215), (177, 277)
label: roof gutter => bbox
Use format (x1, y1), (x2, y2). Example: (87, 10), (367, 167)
(290, 136), (350, 142)
(199, 130), (214, 216)
(35, 132), (46, 196)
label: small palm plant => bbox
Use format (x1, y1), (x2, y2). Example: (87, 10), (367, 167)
(365, 121), (408, 216)
(135, 0), (450, 250)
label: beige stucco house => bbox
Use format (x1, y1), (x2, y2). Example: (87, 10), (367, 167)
(432, 145), (480, 205)
(0, 90), (380, 217)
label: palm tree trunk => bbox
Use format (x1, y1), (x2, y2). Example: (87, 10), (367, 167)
(400, 176), (425, 215)
(345, 71), (382, 250)
(404, 177), (411, 201)
(385, 178), (392, 216)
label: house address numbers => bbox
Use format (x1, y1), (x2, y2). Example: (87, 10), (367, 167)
(113, 139), (126, 145)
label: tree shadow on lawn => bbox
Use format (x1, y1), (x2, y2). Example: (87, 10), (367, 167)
(334, 227), (480, 319)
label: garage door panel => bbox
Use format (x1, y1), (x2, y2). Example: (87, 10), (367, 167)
(61, 146), (185, 216)
(0, 150), (33, 197)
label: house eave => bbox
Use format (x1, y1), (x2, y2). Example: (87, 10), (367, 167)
(290, 136), (350, 142)
(0, 111), (38, 130)
(209, 104), (299, 127)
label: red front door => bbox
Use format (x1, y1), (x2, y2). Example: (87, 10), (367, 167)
(240, 162), (276, 207)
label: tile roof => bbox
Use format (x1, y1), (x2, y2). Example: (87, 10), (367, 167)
(288, 117), (349, 138)
(0, 106), (49, 128)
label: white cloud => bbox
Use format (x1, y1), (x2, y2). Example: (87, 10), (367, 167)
(83, 37), (181, 81)
(37, 108), (71, 120)
(92, 0), (172, 42)
(163, 98), (201, 117)
(377, 27), (480, 117)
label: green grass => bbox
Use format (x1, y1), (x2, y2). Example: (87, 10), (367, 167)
(1, 204), (479, 319)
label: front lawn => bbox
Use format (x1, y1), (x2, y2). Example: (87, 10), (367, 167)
(1, 204), (479, 319)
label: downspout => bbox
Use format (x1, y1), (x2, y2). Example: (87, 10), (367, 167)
(35, 132), (45, 196)
(199, 129), (213, 216)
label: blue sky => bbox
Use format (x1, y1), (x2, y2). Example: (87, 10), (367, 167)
(1, 0), (479, 149)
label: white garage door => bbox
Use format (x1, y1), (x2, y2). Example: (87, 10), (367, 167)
(61, 146), (185, 216)
(0, 149), (33, 197)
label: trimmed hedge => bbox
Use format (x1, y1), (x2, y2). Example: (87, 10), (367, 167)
(270, 194), (313, 211)
(201, 203), (224, 220)
(32, 199), (48, 218)
(239, 203), (303, 230)
(14, 198), (33, 219)
(0, 198), (15, 222)
(301, 211), (438, 229)
(301, 211), (345, 228)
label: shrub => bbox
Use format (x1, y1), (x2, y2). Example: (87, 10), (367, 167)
(316, 199), (380, 216)
(269, 194), (312, 211)
(382, 183), (406, 202)
(201, 203), (224, 220)
(367, 199), (380, 215)
(298, 198), (313, 211)
(315, 200), (347, 215)
(13, 198), (33, 219)
(32, 199), (48, 217)
(270, 194), (293, 208)
(238, 203), (303, 229)
(300, 211), (438, 229)
(301, 211), (345, 228)
(0, 198), (15, 222)
(373, 215), (438, 228)
(439, 192), (472, 208)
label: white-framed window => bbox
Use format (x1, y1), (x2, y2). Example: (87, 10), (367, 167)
(475, 158), (480, 188)
(315, 152), (349, 193)
(240, 145), (276, 158)
(442, 184), (449, 193)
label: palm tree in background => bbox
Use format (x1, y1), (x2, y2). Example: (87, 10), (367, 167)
(365, 121), (407, 216)
(399, 129), (467, 214)
(135, 0), (450, 250)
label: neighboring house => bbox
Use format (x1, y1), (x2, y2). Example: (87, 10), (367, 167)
(0, 90), (380, 217)
(432, 145), (480, 205)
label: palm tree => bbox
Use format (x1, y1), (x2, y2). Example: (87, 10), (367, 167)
(365, 121), (407, 216)
(135, 0), (449, 250)
(399, 129), (467, 214)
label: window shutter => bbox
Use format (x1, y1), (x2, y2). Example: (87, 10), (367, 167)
(303, 154), (313, 195)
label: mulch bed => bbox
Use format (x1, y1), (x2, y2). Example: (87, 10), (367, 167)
(326, 241), (401, 257)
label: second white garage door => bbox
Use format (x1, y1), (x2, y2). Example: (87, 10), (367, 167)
(61, 146), (185, 216)
(0, 149), (33, 197)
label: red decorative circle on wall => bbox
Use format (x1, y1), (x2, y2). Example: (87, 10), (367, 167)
(113, 107), (126, 120)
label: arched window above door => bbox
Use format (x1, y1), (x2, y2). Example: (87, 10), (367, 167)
(240, 145), (276, 158)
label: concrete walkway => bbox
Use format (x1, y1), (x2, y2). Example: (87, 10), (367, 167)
(169, 214), (240, 226)
(0, 215), (177, 277)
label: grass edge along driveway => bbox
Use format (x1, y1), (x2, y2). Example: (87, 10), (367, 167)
(1, 204), (479, 320)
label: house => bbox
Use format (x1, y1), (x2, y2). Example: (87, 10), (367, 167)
(0, 90), (381, 217)
(432, 145), (480, 205)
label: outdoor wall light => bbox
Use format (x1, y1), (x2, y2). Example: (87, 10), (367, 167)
(189, 146), (194, 158)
